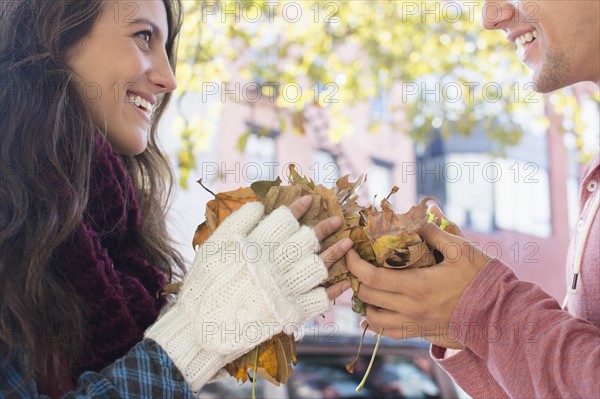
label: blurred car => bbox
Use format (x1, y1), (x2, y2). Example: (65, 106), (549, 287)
(199, 334), (465, 399)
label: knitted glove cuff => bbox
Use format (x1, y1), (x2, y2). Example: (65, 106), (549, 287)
(145, 305), (236, 392)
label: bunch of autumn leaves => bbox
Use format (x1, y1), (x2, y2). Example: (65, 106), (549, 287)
(166, 165), (441, 386)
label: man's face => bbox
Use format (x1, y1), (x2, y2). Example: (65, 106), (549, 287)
(481, 0), (599, 92)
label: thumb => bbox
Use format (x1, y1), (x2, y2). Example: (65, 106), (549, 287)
(427, 204), (464, 237)
(418, 221), (457, 249)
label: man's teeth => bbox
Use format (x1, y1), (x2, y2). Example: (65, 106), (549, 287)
(129, 95), (152, 112)
(515, 30), (538, 49)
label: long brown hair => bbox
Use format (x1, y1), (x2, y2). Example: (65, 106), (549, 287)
(0, 0), (185, 384)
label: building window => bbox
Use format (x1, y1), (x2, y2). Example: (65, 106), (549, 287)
(443, 153), (496, 234)
(368, 158), (395, 205)
(493, 158), (551, 237)
(369, 70), (392, 122)
(417, 123), (552, 237)
(311, 150), (339, 187)
(441, 153), (552, 237)
(244, 123), (278, 183)
(369, 88), (391, 122)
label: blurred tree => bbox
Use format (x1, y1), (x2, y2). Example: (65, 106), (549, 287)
(173, 0), (593, 187)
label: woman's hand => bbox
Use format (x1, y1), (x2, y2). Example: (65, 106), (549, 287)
(145, 196), (352, 391)
(346, 205), (489, 350)
(286, 196), (354, 301)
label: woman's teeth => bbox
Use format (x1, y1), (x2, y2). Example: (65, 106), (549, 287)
(129, 95), (152, 113)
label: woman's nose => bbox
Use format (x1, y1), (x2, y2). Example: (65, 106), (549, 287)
(149, 52), (177, 93)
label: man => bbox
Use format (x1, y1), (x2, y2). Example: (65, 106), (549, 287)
(346, 1), (600, 397)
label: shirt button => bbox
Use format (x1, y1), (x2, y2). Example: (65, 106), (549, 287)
(577, 219), (583, 231)
(587, 180), (598, 192)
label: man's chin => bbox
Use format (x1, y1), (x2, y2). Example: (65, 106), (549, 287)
(530, 53), (577, 93)
(530, 69), (565, 94)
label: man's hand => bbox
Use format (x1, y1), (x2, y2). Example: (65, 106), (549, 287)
(345, 206), (490, 349)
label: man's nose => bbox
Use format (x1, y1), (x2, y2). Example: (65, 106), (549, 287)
(481, 0), (517, 30)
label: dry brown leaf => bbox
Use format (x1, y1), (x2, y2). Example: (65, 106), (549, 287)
(204, 186), (260, 232)
(191, 183), (260, 249)
(192, 221), (212, 250)
(225, 332), (297, 386)
(383, 242), (435, 269)
(365, 196), (439, 268)
(251, 176), (282, 200)
(336, 173), (367, 205)
(263, 185), (304, 214)
(288, 164), (315, 189)
(341, 197), (365, 226)
(157, 282), (183, 297)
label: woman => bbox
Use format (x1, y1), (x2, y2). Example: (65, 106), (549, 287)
(0, 1), (352, 397)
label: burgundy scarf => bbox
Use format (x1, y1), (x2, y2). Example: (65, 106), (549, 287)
(49, 134), (167, 382)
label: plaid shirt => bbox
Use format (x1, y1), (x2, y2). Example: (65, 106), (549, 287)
(0, 339), (195, 398)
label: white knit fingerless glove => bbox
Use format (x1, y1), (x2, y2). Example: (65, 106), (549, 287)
(145, 202), (331, 392)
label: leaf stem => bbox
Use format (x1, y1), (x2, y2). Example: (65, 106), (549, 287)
(346, 322), (369, 373)
(386, 186), (399, 200)
(356, 328), (383, 392)
(252, 346), (259, 399)
(196, 178), (217, 197)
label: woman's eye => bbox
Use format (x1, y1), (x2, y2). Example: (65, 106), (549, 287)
(135, 30), (152, 45)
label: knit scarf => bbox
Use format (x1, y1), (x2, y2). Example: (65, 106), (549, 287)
(50, 134), (167, 378)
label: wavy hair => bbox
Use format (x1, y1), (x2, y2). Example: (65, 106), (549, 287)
(0, 0), (185, 385)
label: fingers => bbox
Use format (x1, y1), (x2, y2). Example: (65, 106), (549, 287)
(355, 283), (416, 313)
(320, 238), (353, 268)
(346, 249), (421, 293)
(287, 196), (343, 241)
(265, 195), (342, 243)
(296, 287), (331, 318)
(313, 216), (342, 241)
(325, 280), (352, 301)
(427, 204), (463, 237)
(417, 222), (459, 249)
(362, 306), (417, 335)
(247, 206), (299, 244)
(361, 315), (464, 349)
(278, 229), (327, 296)
(287, 195), (313, 219)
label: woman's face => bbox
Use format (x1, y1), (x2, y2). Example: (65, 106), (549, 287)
(67, 0), (177, 155)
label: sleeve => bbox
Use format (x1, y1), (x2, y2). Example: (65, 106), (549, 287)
(430, 345), (508, 398)
(433, 259), (600, 398)
(1, 339), (195, 398)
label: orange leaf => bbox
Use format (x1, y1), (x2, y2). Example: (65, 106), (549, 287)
(225, 332), (296, 386)
(204, 186), (260, 231)
(192, 221), (212, 249)
(192, 183), (260, 250)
